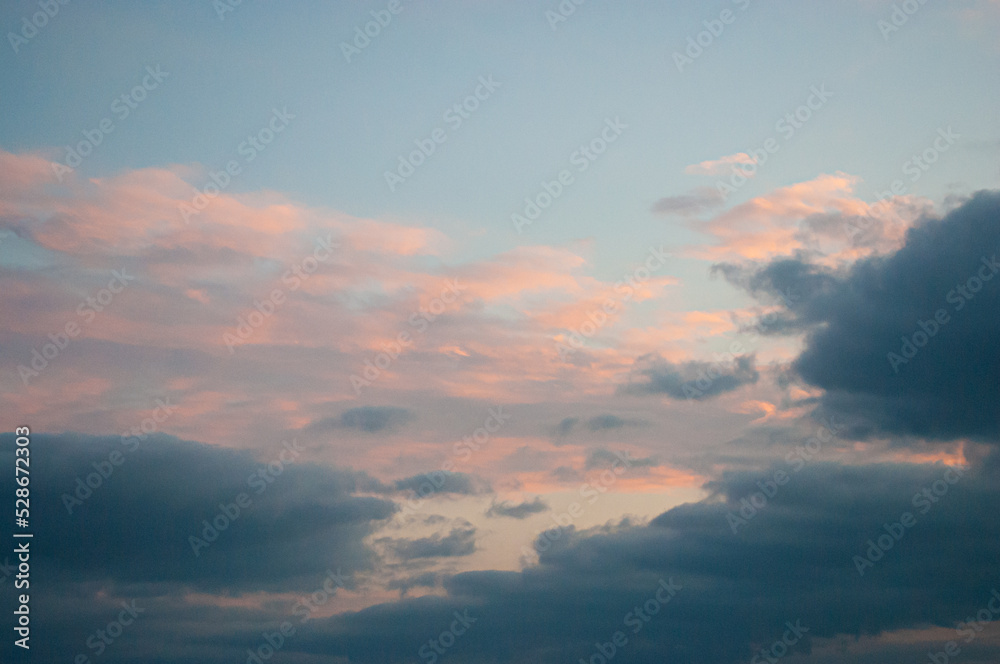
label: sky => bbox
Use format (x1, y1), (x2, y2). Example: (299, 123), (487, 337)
(1, 1), (1000, 663)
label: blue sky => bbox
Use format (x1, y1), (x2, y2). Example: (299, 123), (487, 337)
(4, 1), (997, 275)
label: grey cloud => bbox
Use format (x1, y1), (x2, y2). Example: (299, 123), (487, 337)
(273, 460), (1000, 664)
(393, 471), (491, 496)
(651, 187), (725, 217)
(485, 497), (549, 519)
(584, 448), (658, 470)
(556, 415), (646, 436)
(0, 432), (394, 595)
(720, 190), (1000, 442)
(308, 406), (416, 434)
(556, 417), (580, 436)
(382, 526), (477, 559)
(11, 448), (1000, 664)
(618, 353), (760, 399)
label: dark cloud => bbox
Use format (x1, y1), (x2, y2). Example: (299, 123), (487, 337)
(588, 414), (627, 430)
(584, 448), (658, 470)
(651, 187), (725, 217)
(618, 353), (760, 399)
(587, 415), (642, 431)
(0, 432), (394, 595)
(387, 572), (442, 595)
(393, 471), (491, 496)
(551, 465), (582, 482)
(266, 460), (1000, 664)
(556, 417), (580, 436)
(422, 514), (449, 525)
(718, 190), (1000, 442)
(486, 497), (549, 519)
(308, 406), (416, 434)
(9, 438), (1000, 664)
(556, 415), (646, 437)
(381, 525), (477, 559)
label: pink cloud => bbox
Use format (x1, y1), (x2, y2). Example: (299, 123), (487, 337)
(686, 172), (928, 263)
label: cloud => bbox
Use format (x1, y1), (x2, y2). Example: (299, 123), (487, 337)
(618, 354), (759, 399)
(556, 417), (580, 436)
(382, 525), (477, 559)
(551, 465), (582, 482)
(584, 448), (658, 470)
(485, 497), (549, 519)
(687, 173), (924, 263)
(0, 432), (395, 593)
(248, 460), (1000, 664)
(308, 406), (416, 434)
(11, 432), (1000, 664)
(651, 187), (725, 217)
(387, 571), (441, 595)
(555, 415), (646, 436)
(394, 471), (491, 495)
(685, 152), (757, 176)
(721, 190), (1000, 442)
(586, 415), (632, 431)
(0, 147), (692, 440)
